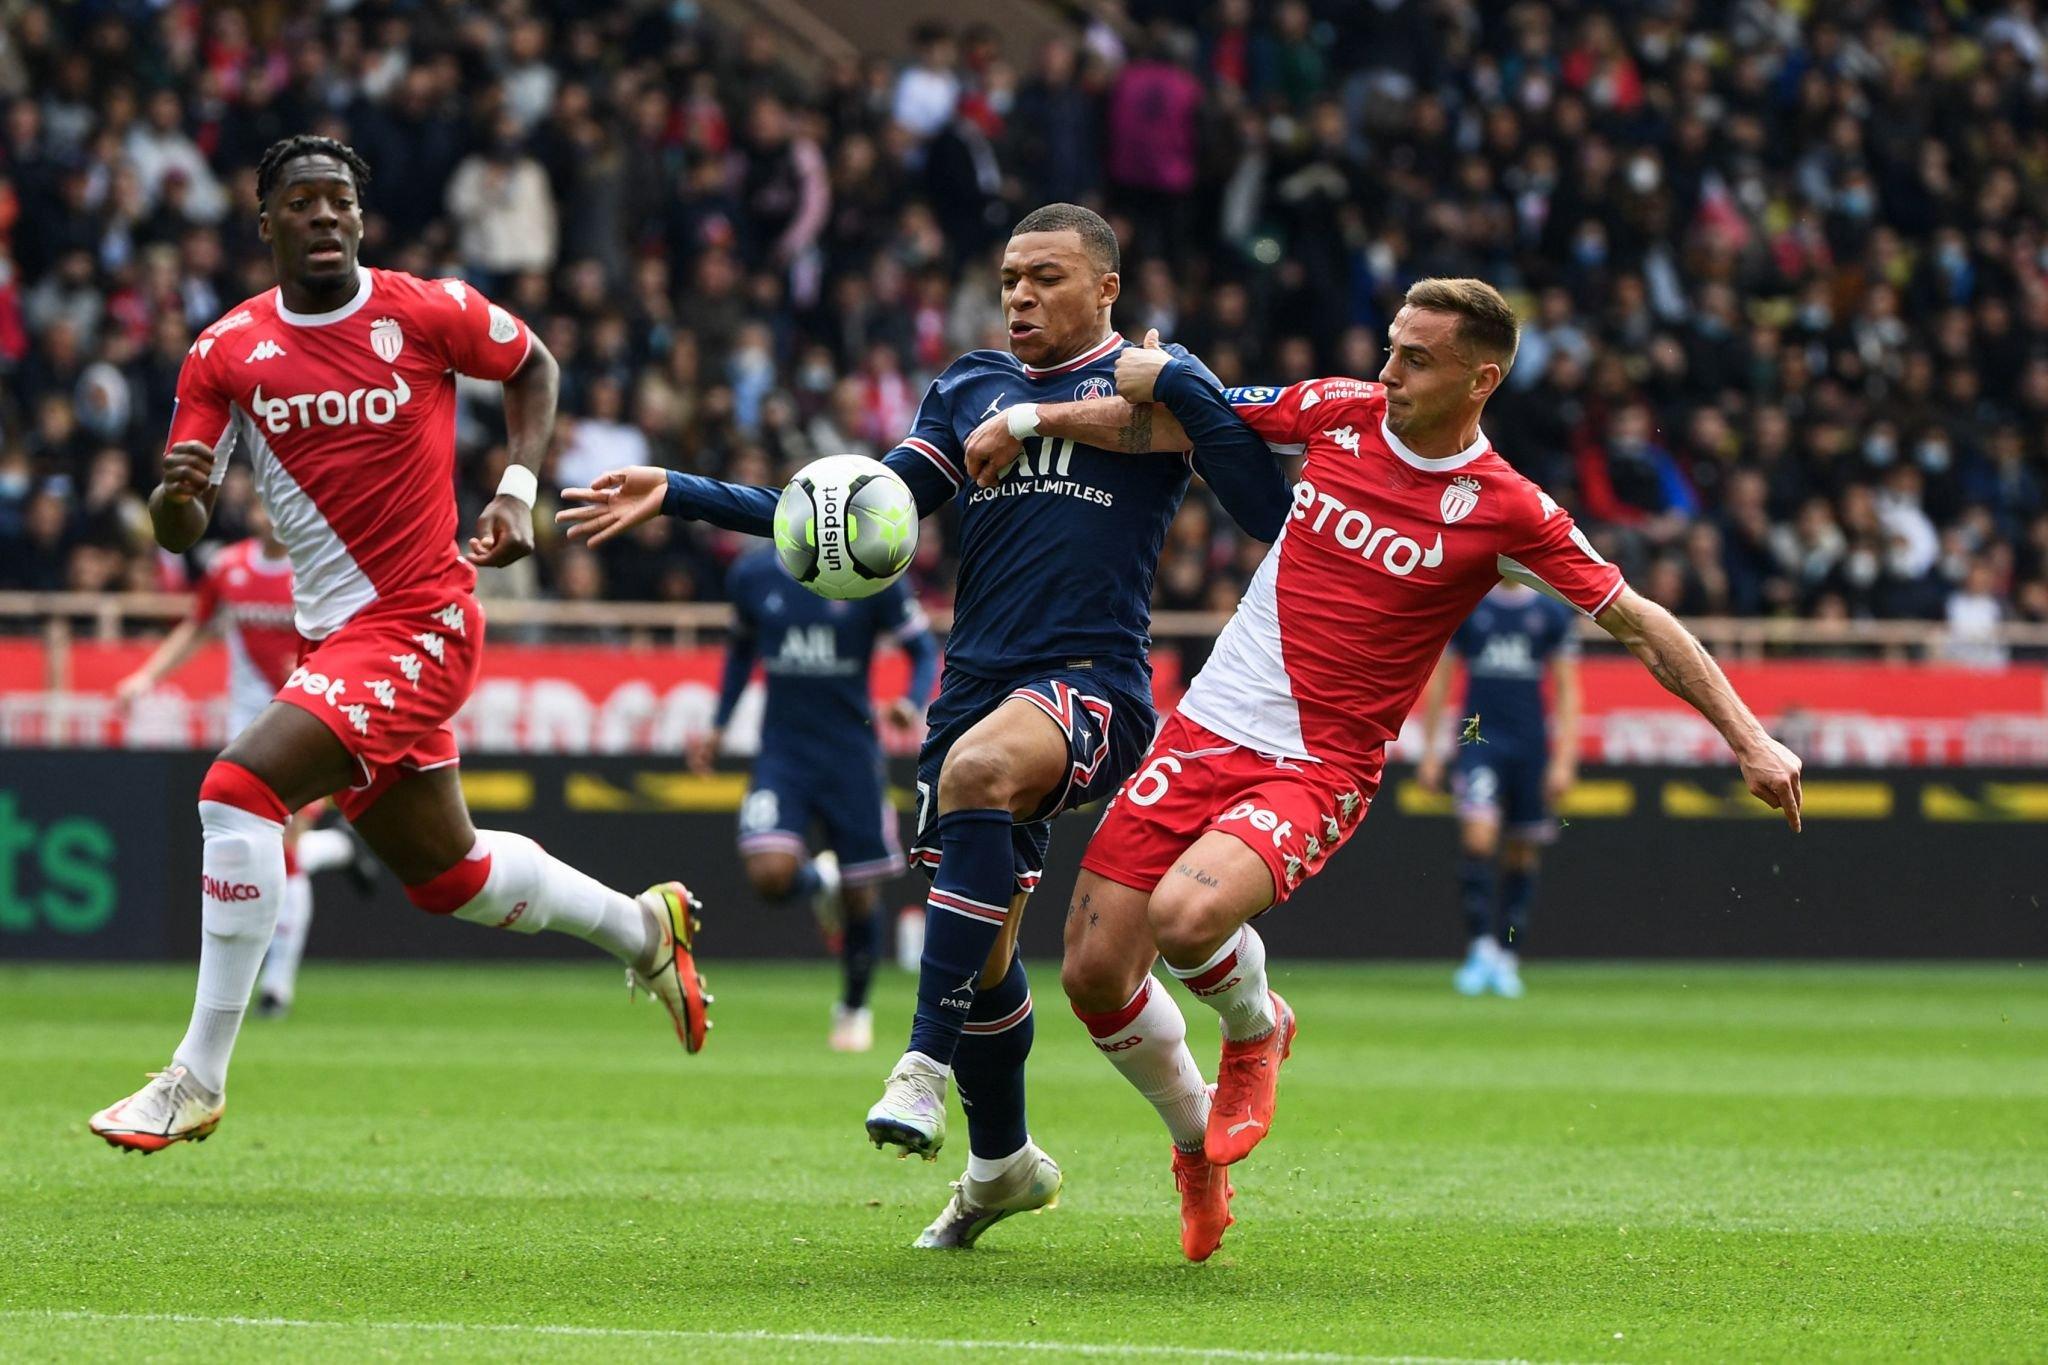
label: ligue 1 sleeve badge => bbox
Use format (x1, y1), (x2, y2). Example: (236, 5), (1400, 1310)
(370, 317), (404, 363)
(1441, 473), (1481, 524)
(1075, 375), (1116, 401)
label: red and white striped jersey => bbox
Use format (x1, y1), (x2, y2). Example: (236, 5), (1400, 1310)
(1179, 378), (1624, 779)
(193, 537), (298, 715)
(165, 267), (534, 638)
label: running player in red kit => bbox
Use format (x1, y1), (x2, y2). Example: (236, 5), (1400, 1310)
(998, 279), (1802, 1260)
(115, 502), (379, 1019)
(89, 136), (708, 1154)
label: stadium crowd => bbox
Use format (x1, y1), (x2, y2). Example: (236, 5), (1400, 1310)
(2, 0), (2047, 651)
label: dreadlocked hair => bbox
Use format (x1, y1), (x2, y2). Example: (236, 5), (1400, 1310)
(255, 135), (371, 206)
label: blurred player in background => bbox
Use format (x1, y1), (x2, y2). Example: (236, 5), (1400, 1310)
(695, 544), (940, 1052)
(116, 501), (379, 1019)
(88, 135), (709, 1156)
(1415, 583), (1582, 998)
(560, 202), (1289, 1247)
(1035, 278), (1801, 1261)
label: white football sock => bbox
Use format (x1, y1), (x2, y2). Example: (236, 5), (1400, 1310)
(451, 830), (654, 967)
(966, 1141), (1034, 1185)
(1168, 924), (1275, 1043)
(295, 826), (356, 875)
(1079, 976), (1210, 1150)
(258, 872), (314, 1003)
(172, 799), (287, 1093)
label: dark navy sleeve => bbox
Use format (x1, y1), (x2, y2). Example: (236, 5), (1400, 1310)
(1153, 351), (1291, 542)
(714, 564), (758, 728)
(663, 472), (778, 536)
(880, 371), (968, 517)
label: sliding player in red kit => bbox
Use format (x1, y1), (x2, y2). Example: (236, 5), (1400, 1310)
(972, 278), (1804, 1260)
(89, 136), (708, 1154)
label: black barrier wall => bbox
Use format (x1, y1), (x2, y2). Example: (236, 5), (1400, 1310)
(2, 751), (2044, 961)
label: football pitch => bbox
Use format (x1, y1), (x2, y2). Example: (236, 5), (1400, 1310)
(5, 959), (2043, 1363)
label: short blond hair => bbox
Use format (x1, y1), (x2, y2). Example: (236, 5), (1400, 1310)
(1403, 278), (1520, 374)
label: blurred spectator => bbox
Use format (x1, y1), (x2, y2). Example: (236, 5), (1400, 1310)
(0, 0), (2042, 645)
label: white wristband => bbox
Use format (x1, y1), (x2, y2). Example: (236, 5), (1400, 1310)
(1005, 402), (1041, 441)
(495, 465), (538, 509)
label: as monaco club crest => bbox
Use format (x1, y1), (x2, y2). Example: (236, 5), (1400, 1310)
(1441, 473), (1481, 524)
(369, 317), (404, 363)
(1075, 376), (1115, 401)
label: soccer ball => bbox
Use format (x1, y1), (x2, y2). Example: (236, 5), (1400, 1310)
(773, 454), (919, 600)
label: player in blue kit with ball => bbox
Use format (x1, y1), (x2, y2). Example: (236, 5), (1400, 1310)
(1415, 581), (1583, 998)
(558, 202), (1290, 1248)
(697, 545), (940, 1053)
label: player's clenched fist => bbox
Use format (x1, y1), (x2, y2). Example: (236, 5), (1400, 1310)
(159, 440), (218, 503)
(1114, 327), (1172, 404)
(556, 466), (670, 547)
(964, 411), (1023, 488)
(466, 494), (536, 567)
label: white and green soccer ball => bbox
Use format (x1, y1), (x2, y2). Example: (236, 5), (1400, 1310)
(773, 454), (920, 600)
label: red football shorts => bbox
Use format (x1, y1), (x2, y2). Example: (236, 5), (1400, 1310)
(1080, 711), (1381, 905)
(275, 588), (483, 821)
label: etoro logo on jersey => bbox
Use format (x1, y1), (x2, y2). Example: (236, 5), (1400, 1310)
(1290, 478), (1445, 577)
(251, 372), (413, 433)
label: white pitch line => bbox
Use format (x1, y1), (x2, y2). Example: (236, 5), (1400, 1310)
(0, 1309), (1584, 1365)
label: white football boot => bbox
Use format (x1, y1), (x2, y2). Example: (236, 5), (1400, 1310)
(865, 1051), (949, 1158)
(914, 1144), (1064, 1249)
(809, 851), (843, 941)
(831, 1003), (874, 1053)
(1491, 949), (1527, 999)
(89, 1065), (224, 1154)
(627, 881), (712, 1053)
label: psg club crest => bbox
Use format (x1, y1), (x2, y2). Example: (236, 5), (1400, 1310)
(1440, 474), (1481, 524)
(1074, 375), (1116, 401)
(369, 317), (404, 364)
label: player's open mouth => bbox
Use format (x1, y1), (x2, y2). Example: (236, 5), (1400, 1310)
(1008, 322), (1038, 338)
(308, 242), (346, 265)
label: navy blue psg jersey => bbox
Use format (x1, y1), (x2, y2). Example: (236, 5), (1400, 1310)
(888, 335), (1283, 694)
(1449, 583), (1579, 754)
(724, 547), (929, 750)
(664, 334), (1289, 697)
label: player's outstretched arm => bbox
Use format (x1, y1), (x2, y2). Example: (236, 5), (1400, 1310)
(1119, 336), (1291, 542)
(115, 614), (215, 704)
(148, 442), (221, 553)
(469, 335), (560, 567)
(559, 466), (779, 544)
(1594, 587), (1803, 830)
(963, 396), (1190, 486)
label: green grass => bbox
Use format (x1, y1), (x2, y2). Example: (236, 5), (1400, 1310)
(4, 961), (2044, 1363)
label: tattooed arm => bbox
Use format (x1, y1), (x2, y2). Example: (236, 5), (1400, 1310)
(963, 396), (1189, 487)
(1595, 587), (1804, 830)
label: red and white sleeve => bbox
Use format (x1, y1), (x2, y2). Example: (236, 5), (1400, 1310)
(1499, 488), (1626, 617)
(422, 278), (534, 382)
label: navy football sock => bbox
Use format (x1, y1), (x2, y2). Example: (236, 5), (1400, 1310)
(1458, 855), (1496, 943)
(1499, 867), (1536, 954)
(907, 808), (1013, 1065)
(841, 904), (879, 1010)
(954, 952), (1034, 1161)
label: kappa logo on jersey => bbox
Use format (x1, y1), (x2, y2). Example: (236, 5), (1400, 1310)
(370, 317), (404, 363)
(366, 678), (398, 710)
(1441, 473), (1481, 524)
(487, 304), (519, 344)
(412, 631), (446, 663)
(391, 652), (423, 688)
(251, 372), (413, 433)
(341, 702), (372, 736)
(1224, 386), (1281, 405)
(431, 602), (466, 637)
(208, 310), (256, 337)
(441, 279), (469, 310)
(1292, 478), (1446, 577)
(1075, 375), (1115, 401)
(1323, 426), (1362, 454)
(244, 340), (287, 363)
